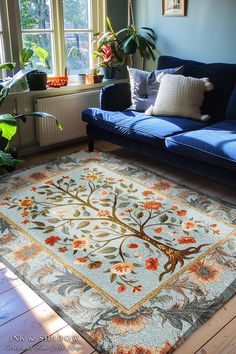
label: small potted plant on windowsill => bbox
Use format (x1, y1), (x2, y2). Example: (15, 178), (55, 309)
(20, 45), (50, 90)
(93, 44), (120, 80)
(86, 66), (104, 84)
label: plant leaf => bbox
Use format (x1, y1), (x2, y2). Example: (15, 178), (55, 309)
(0, 114), (17, 141)
(34, 46), (48, 60)
(0, 62), (16, 71)
(0, 69), (35, 106)
(20, 48), (34, 67)
(0, 150), (23, 168)
(14, 112), (63, 131)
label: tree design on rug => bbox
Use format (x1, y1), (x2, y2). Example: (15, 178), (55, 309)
(5, 166), (218, 292)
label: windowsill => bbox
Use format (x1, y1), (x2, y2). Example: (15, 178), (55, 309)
(8, 78), (128, 98)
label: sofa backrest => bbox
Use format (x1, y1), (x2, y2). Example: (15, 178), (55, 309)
(158, 55), (236, 122)
(225, 84), (236, 121)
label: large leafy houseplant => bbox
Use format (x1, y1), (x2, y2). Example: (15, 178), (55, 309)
(0, 66), (62, 175)
(120, 24), (156, 60)
(120, 0), (157, 61)
(93, 15), (156, 72)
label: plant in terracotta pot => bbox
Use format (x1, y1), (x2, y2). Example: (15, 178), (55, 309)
(86, 66), (104, 84)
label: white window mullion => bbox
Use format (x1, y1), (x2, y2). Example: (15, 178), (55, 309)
(91, 0), (106, 69)
(5, 0), (23, 69)
(0, 0), (11, 64)
(51, 0), (65, 76)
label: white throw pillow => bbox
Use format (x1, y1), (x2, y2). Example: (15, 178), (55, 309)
(145, 73), (214, 121)
(127, 66), (184, 112)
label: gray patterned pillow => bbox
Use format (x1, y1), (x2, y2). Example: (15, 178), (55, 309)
(127, 66), (184, 112)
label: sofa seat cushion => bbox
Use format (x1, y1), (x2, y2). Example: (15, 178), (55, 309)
(82, 108), (207, 147)
(165, 120), (236, 170)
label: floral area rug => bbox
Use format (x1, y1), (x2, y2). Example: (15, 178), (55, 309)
(0, 150), (236, 353)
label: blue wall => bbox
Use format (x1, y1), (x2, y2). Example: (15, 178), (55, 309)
(134, 0), (236, 70)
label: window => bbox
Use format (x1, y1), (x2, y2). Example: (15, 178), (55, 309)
(3, 0), (105, 76)
(19, 0), (54, 73)
(0, 14), (5, 66)
(0, 2), (11, 79)
(63, 0), (91, 75)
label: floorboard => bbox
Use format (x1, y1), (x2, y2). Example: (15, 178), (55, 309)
(195, 316), (236, 354)
(0, 268), (22, 294)
(0, 283), (43, 326)
(0, 261), (7, 270)
(0, 302), (67, 354)
(174, 295), (236, 354)
(25, 326), (95, 354)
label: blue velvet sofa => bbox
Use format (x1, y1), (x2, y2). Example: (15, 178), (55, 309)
(82, 56), (236, 187)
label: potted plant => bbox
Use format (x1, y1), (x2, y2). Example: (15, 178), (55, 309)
(93, 17), (124, 79)
(93, 44), (118, 80)
(119, 0), (157, 67)
(119, 24), (157, 61)
(20, 45), (50, 90)
(86, 66), (104, 84)
(93, 16), (156, 71)
(0, 66), (62, 174)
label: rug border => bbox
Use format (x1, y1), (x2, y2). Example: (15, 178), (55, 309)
(0, 256), (105, 354)
(1, 148), (236, 211)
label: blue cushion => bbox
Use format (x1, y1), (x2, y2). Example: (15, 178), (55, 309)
(158, 55), (236, 122)
(225, 84), (236, 120)
(82, 108), (207, 147)
(165, 121), (236, 170)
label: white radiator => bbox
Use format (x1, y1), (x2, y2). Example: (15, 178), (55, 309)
(35, 90), (100, 147)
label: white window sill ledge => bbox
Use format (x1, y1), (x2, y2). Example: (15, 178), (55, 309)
(9, 78), (128, 99)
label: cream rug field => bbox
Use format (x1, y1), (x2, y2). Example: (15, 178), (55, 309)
(0, 150), (235, 353)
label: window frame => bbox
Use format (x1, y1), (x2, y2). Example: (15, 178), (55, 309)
(4, 0), (106, 77)
(0, 0), (14, 77)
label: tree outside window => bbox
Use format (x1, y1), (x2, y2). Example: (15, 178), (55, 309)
(18, 0), (97, 76)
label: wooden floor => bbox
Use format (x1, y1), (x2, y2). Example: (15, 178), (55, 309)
(0, 141), (236, 354)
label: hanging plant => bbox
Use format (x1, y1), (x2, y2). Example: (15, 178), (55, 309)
(119, 0), (157, 61)
(120, 24), (156, 60)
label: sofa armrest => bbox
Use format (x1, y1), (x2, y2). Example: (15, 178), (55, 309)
(100, 82), (131, 111)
